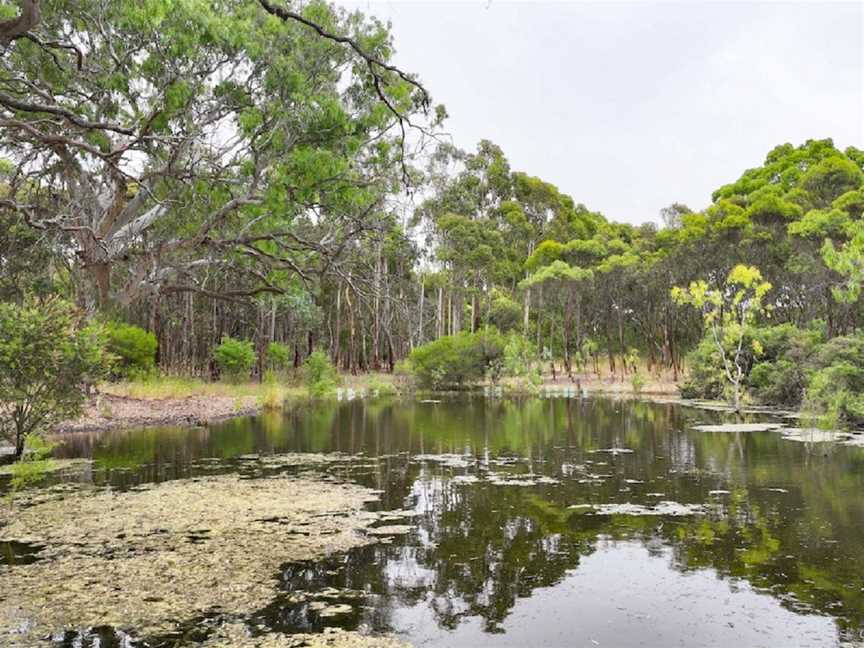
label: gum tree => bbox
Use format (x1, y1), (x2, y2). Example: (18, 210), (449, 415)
(672, 265), (772, 412)
(0, 0), (435, 309)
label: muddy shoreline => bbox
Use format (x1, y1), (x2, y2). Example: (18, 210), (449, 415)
(54, 393), (262, 434)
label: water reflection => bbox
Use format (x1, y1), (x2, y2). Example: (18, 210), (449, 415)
(42, 398), (864, 645)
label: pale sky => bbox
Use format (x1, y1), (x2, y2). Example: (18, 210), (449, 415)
(341, 1), (864, 224)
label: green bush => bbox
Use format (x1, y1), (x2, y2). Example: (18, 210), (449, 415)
(803, 335), (864, 428)
(0, 299), (109, 459)
(748, 324), (824, 406)
(409, 329), (505, 389)
(303, 350), (338, 397)
(266, 342), (292, 373)
(500, 333), (542, 391)
(680, 336), (727, 400)
(213, 336), (256, 382)
(682, 323), (826, 406)
(107, 322), (157, 379)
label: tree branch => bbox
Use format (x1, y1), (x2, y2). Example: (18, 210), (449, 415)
(0, 0), (40, 48)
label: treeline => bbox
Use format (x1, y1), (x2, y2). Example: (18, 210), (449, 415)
(1, 3), (862, 390)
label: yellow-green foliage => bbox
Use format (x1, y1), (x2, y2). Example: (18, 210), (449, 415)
(213, 337), (256, 383)
(303, 350), (338, 398)
(258, 382), (286, 410)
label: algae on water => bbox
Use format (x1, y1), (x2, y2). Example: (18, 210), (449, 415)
(0, 471), (390, 646)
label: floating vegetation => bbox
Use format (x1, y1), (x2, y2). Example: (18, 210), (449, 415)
(0, 457), (92, 478)
(0, 471), (386, 646)
(198, 623), (410, 647)
(692, 423), (785, 433)
(366, 525), (414, 537)
(487, 473), (559, 487)
(411, 453), (474, 469)
(580, 501), (707, 516)
(592, 447), (634, 455)
(775, 428), (864, 447)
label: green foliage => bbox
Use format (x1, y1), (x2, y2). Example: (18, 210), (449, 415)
(409, 329), (506, 389)
(673, 265), (772, 410)
(367, 377), (399, 397)
(500, 333), (542, 392)
(630, 372), (646, 394)
(747, 324), (824, 406)
(213, 337), (256, 383)
(393, 359), (416, 393)
(804, 335), (864, 428)
(683, 322), (864, 427)
(106, 323), (157, 379)
(266, 342), (292, 373)
(487, 291), (521, 333)
(0, 299), (109, 459)
(822, 221), (864, 304)
(680, 337), (727, 400)
(303, 350), (338, 397)
(7, 436), (57, 491)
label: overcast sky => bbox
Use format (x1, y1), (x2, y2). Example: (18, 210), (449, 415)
(340, 1), (864, 224)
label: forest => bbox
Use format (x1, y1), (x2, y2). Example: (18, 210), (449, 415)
(1, 0), (863, 453)
(1, 2), (864, 648)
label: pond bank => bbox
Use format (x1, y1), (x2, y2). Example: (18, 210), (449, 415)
(55, 392), (262, 434)
(0, 459), (410, 647)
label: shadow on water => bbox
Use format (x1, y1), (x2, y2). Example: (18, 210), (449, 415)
(0, 540), (44, 566)
(18, 396), (864, 646)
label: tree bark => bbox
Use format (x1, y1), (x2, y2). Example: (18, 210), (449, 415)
(0, 0), (40, 47)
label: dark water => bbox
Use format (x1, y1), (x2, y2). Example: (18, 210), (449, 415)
(23, 397), (864, 646)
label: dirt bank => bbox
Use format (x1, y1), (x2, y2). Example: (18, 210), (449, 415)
(55, 392), (261, 434)
(0, 466), (405, 646)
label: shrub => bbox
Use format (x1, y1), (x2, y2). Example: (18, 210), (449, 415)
(367, 377), (399, 397)
(500, 333), (542, 392)
(213, 336), (256, 382)
(106, 322), (157, 379)
(393, 359), (416, 392)
(266, 342), (292, 373)
(409, 329), (505, 389)
(259, 382), (285, 410)
(303, 350), (338, 397)
(748, 324), (824, 406)
(803, 335), (864, 428)
(0, 299), (109, 460)
(631, 372), (646, 394)
(680, 336), (727, 400)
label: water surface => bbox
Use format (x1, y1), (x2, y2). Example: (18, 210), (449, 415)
(24, 397), (864, 646)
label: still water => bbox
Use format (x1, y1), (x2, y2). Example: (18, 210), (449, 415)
(28, 397), (864, 646)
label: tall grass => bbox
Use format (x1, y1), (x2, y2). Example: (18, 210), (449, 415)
(102, 375), (303, 401)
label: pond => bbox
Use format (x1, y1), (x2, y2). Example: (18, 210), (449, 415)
(6, 396), (864, 647)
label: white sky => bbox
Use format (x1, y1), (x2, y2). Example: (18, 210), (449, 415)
(340, 0), (864, 224)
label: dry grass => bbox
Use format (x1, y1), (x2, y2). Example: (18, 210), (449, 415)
(101, 372), (400, 401)
(541, 360), (684, 396)
(101, 376), (306, 401)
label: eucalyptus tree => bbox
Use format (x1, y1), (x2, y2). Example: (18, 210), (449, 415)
(0, 0), (436, 311)
(520, 260), (592, 378)
(672, 265), (773, 412)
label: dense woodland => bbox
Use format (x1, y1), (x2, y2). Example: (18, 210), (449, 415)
(1, 2), (863, 412)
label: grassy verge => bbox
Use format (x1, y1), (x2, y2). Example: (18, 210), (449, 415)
(100, 372), (401, 402)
